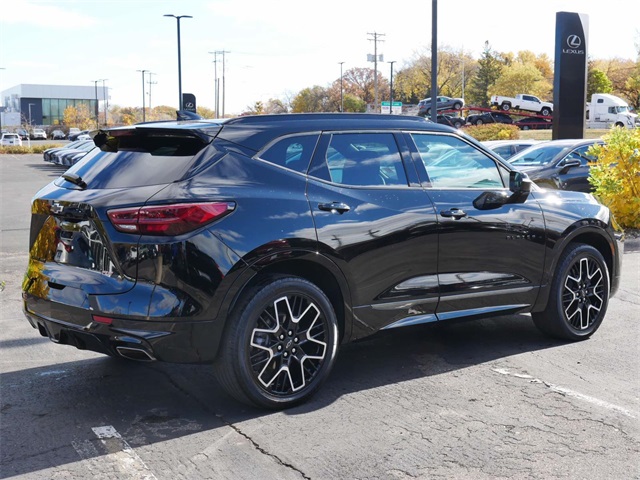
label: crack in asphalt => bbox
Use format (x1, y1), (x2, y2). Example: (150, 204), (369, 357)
(149, 365), (311, 480)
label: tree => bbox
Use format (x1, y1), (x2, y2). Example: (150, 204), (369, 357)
(197, 106), (216, 119)
(291, 86), (330, 112)
(492, 62), (552, 99)
(342, 67), (386, 106)
(587, 66), (613, 99)
(62, 104), (94, 130)
(392, 46), (475, 105)
(466, 42), (504, 107)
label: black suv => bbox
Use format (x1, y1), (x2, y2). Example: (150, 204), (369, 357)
(22, 114), (622, 409)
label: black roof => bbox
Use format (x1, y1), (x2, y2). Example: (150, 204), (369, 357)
(107, 113), (455, 152)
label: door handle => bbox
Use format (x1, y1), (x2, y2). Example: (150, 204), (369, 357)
(318, 202), (351, 214)
(440, 208), (468, 219)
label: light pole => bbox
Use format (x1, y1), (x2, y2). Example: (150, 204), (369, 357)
(137, 70), (148, 122)
(339, 62), (345, 112)
(388, 61), (396, 114)
(164, 14), (192, 110)
(101, 79), (108, 127)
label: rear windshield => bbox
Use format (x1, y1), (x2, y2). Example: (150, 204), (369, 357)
(56, 132), (211, 189)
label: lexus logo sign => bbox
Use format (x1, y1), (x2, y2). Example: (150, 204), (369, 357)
(563, 34), (585, 54)
(567, 35), (581, 48)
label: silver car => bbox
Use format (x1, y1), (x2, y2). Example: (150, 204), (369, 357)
(417, 96), (465, 116)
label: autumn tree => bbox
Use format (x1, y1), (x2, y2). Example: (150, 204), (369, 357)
(291, 86), (330, 112)
(392, 46), (475, 104)
(197, 106), (216, 119)
(62, 104), (94, 130)
(492, 62), (553, 100)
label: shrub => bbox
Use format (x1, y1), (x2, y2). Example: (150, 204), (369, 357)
(588, 127), (640, 229)
(0, 143), (64, 155)
(464, 124), (520, 141)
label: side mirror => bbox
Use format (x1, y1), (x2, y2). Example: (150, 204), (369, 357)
(559, 158), (581, 174)
(509, 170), (532, 193)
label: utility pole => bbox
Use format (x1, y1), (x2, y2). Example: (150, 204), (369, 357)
(137, 70), (148, 122)
(430, 0), (438, 123)
(215, 50), (230, 117)
(147, 72), (157, 114)
(208, 52), (219, 118)
(339, 62), (345, 112)
(367, 32), (385, 112)
(388, 61), (396, 113)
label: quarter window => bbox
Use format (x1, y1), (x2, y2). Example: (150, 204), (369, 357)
(323, 133), (408, 187)
(259, 135), (319, 173)
(411, 133), (504, 189)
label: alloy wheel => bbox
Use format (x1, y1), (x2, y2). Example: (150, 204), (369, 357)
(249, 294), (328, 396)
(562, 257), (605, 330)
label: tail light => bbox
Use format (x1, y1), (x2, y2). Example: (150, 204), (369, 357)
(108, 202), (235, 236)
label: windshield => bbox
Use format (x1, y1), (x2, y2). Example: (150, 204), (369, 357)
(508, 144), (568, 166)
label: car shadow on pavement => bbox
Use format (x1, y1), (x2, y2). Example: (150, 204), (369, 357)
(0, 312), (564, 477)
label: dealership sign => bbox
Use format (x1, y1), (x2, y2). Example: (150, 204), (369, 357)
(553, 11), (589, 139)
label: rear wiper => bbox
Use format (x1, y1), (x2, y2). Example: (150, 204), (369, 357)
(62, 173), (87, 190)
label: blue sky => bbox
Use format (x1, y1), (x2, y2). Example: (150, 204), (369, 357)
(1, 0), (638, 115)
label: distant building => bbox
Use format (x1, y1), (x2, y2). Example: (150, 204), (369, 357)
(0, 84), (107, 127)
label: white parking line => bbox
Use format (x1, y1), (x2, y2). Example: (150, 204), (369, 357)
(72, 425), (158, 480)
(492, 367), (637, 419)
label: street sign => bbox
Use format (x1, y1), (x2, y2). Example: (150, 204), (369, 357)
(381, 101), (402, 114)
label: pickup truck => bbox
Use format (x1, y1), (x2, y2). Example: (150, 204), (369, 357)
(490, 94), (553, 116)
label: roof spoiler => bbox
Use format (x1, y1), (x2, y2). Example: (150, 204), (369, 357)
(176, 110), (203, 121)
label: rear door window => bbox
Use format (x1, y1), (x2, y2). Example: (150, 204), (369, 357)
(310, 132), (408, 187)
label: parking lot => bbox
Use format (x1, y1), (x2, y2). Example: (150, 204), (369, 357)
(1, 154), (639, 480)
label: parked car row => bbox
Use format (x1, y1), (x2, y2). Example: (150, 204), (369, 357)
(420, 104), (552, 130)
(42, 139), (95, 166)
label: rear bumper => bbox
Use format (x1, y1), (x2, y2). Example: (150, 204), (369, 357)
(23, 298), (223, 364)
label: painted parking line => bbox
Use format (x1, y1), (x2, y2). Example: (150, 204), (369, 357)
(72, 425), (158, 480)
(492, 367), (637, 419)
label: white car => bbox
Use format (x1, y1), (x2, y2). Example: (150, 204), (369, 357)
(1, 133), (23, 146)
(31, 128), (47, 140)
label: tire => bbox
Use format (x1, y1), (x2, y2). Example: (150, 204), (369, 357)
(453, 120), (463, 128)
(501, 103), (511, 111)
(615, 122), (624, 128)
(453, 102), (462, 110)
(541, 107), (552, 117)
(522, 125), (530, 130)
(532, 244), (610, 341)
(475, 119), (484, 125)
(214, 276), (339, 409)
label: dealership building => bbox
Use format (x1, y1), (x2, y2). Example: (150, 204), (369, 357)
(0, 84), (107, 127)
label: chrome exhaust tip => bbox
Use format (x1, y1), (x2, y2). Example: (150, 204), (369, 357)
(116, 346), (156, 362)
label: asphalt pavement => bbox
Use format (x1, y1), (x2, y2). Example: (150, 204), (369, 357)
(1, 154), (639, 480)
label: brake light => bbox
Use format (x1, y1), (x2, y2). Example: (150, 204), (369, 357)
(108, 202), (234, 235)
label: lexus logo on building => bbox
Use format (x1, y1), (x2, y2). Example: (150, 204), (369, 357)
(563, 34), (585, 55)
